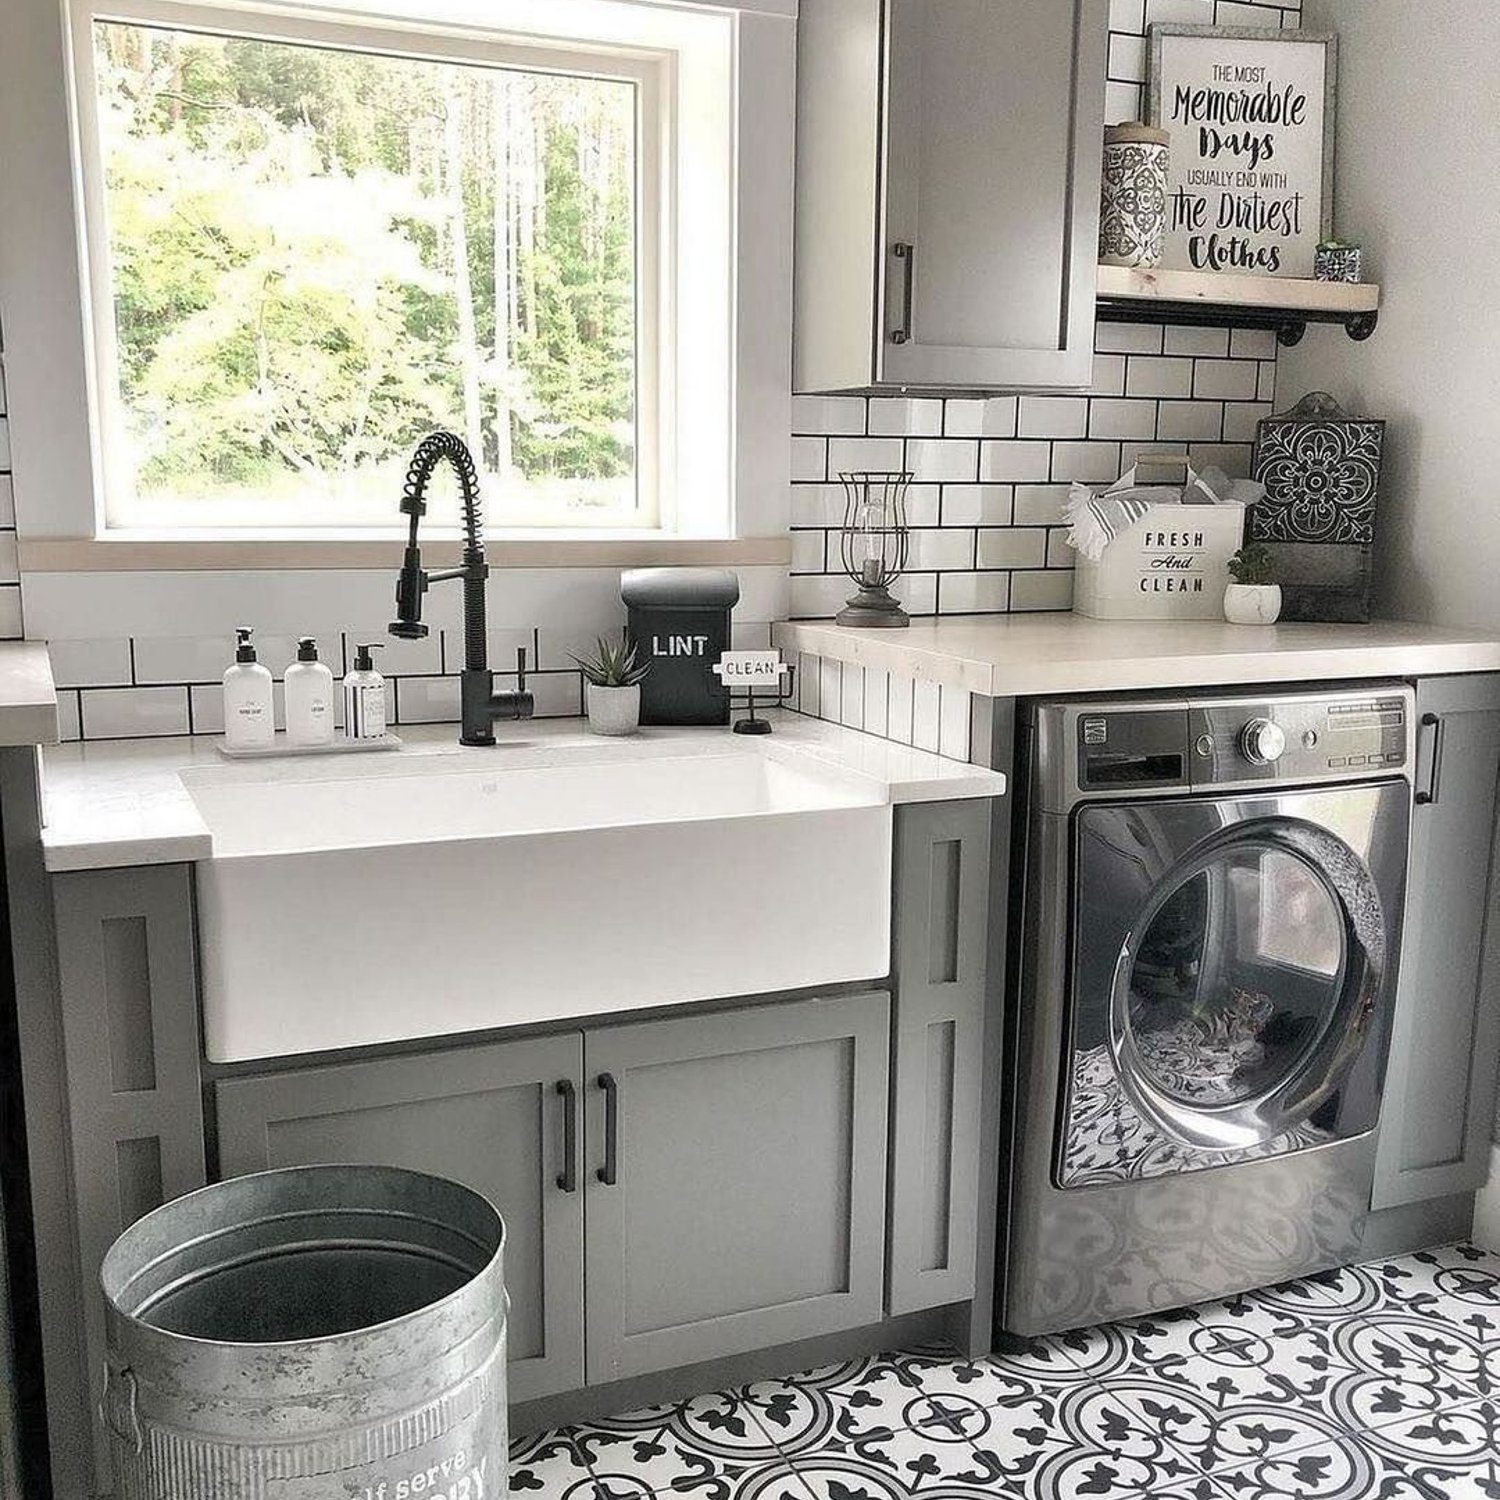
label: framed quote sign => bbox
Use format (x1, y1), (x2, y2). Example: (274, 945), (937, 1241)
(1147, 26), (1337, 279)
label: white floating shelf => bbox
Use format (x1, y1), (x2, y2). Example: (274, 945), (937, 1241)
(1096, 265), (1381, 344)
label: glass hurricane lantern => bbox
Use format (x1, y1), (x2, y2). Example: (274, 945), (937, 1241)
(836, 470), (913, 629)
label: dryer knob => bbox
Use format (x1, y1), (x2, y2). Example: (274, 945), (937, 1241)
(1240, 717), (1287, 765)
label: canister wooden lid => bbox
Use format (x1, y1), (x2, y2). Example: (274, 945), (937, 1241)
(1105, 122), (1171, 146)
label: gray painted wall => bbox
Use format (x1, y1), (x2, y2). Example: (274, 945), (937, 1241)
(1278, 0), (1500, 1143)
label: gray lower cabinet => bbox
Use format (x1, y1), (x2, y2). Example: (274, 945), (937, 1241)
(51, 865), (208, 1495)
(583, 992), (890, 1385)
(888, 801), (991, 1316)
(1373, 674), (1500, 1210)
(216, 1033), (586, 1402)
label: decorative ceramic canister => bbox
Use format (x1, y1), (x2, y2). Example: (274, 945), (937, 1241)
(1099, 122), (1171, 268)
(1314, 240), (1365, 283)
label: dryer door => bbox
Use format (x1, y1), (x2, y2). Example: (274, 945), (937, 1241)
(1059, 782), (1408, 1188)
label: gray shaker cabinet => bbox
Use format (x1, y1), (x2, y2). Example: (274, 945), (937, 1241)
(1373, 675), (1500, 1211)
(888, 800), (991, 1316)
(793, 0), (1108, 392)
(216, 1033), (586, 1402)
(51, 865), (208, 1494)
(583, 991), (890, 1384)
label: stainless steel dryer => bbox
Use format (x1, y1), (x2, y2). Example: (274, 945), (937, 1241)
(1001, 686), (1413, 1336)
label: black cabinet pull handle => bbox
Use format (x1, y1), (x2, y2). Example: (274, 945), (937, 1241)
(1416, 712), (1445, 806)
(555, 1079), (577, 1193)
(890, 242), (915, 345)
(596, 1072), (619, 1185)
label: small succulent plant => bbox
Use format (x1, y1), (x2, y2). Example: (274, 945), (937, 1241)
(1227, 543), (1277, 587)
(572, 632), (650, 688)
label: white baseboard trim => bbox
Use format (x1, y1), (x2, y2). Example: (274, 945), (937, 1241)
(1473, 1143), (1500, 1252)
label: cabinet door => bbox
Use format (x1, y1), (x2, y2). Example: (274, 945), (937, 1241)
(879, 0), (1107, 389)
(889, 801), (991, 1315)
(584, 993), (889, 1384)
(1373, 675), (1500, 1210)
(217, 1034), (585, 1400)
(52, 865), (207, 1493)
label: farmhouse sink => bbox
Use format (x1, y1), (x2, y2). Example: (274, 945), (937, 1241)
(184, 742), (892, 1062)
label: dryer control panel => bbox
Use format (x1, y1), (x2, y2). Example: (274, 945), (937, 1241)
(1047, 685), (1415, 809)
(1188, 689), (1412, 788)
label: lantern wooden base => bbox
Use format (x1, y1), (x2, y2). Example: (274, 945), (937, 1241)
(837, 586), (912, 628)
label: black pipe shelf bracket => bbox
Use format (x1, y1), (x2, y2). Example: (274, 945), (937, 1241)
(1094, 266), (1382, 347)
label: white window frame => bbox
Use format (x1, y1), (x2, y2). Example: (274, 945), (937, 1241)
(70, 0), (673, 535)
(0, 0), (793, 577)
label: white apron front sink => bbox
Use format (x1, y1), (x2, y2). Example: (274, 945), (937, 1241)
(184, 742), (892, 1062)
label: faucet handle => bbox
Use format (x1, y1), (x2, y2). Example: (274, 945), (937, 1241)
(516, 646), (528, 691)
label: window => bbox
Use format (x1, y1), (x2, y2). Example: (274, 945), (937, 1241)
(72, 2), (681, 532)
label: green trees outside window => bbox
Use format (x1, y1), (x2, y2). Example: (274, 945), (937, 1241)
(93, 21), (641, 528)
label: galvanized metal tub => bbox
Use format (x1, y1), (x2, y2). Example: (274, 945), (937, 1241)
(99, 1164), (507, 1500)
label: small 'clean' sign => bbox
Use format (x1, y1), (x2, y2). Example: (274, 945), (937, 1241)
(712, 651), (789, 689)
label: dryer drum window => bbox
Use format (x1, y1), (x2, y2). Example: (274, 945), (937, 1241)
(1109, 823), (1381, 1153)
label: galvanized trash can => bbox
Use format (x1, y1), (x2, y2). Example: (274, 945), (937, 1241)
(99, 1165), (507, 1500)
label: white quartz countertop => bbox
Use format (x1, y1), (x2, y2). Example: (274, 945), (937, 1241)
(774, 615), (1500, 699)
(39, 712), (1006, 873)
(0, 641), (59, 747)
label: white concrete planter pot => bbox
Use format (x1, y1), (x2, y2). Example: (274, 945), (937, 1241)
(1223, 583), (1282, 626)
(585, 683), (641, 736)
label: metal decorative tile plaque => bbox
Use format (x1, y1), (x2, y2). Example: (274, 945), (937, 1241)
(1250, 392), (1385, 623)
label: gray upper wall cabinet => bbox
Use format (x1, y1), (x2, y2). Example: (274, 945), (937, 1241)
(793, 0), (1109, 393)
(1373, 675), (1500, 1211)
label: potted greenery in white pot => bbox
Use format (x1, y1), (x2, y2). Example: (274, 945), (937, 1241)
(574, 634), (650, 735)
(1223, 544), (1283, 625)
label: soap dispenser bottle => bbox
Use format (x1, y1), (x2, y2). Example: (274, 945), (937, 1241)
(223, 626), (275, 750)
(285, 636), (335, 747)
(343, 642), (387, 741)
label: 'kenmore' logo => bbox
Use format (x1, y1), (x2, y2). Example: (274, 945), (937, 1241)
(653, 635), (709, 657)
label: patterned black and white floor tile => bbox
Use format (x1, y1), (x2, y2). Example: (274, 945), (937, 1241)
(508, 1241), (1500, 1500)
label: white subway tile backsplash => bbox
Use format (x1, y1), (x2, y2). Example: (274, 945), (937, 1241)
(938, 572), (1010, 614)
(0, 476), (13, 526)
(531, 671), (583, 719)
(792, 396), (865, 435)
(1095, 323), (1163, 355)
(1258, 361), (1278, 403)
(1193, 359), (1261, 401)
(1147, 0), (1215, 24)
(941, 485), (1013, 527)
(1110, 0), (1146, 30)
(943, 397), (1018, 439)
(1224, 401), (1274, 443)
(791, 437), (827, 482)
(1187, 442), (1255, 478)
(790, 573), (851, 619)
(47, 637), (132, 689)
(790, 484), (845, 528)
(56, 690), (81, 743)
(1104, 80), (1143, 126)
(1050, 442), (1123, 483)
(0, 419), (10, 470)
(1018, 397), (1089, 440)
(1107, 32), (1146, 82)
(1157, 400), (1225, 442)
(81, 686), (190, 739)
(1014, 484), (1072, 526)
(1011, 570), (1076, 612)
(828, 436), (904, 474)
(1088, 354), (1128, 397)
(1088, 398), (1159, 440)
(905, 438), (979, 482)
(977, 528), (1048, 569)
(979, 440), (1052, 483)
(867, 398), (943, 437)
(789, 529), (826, 574)
(1126, 356), (1194, 399)
(1230, 328), (1280, 360)
(0, 532), (17, 585)
(906, 528), (975, 571)
(1163, 325), (1231, 357)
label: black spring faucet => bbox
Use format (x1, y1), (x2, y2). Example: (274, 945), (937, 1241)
(389, 432), (534, 746)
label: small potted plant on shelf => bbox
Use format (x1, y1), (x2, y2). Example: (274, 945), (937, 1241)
(1224, 544), (1283, 625)
(573, 633), (650, 736)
